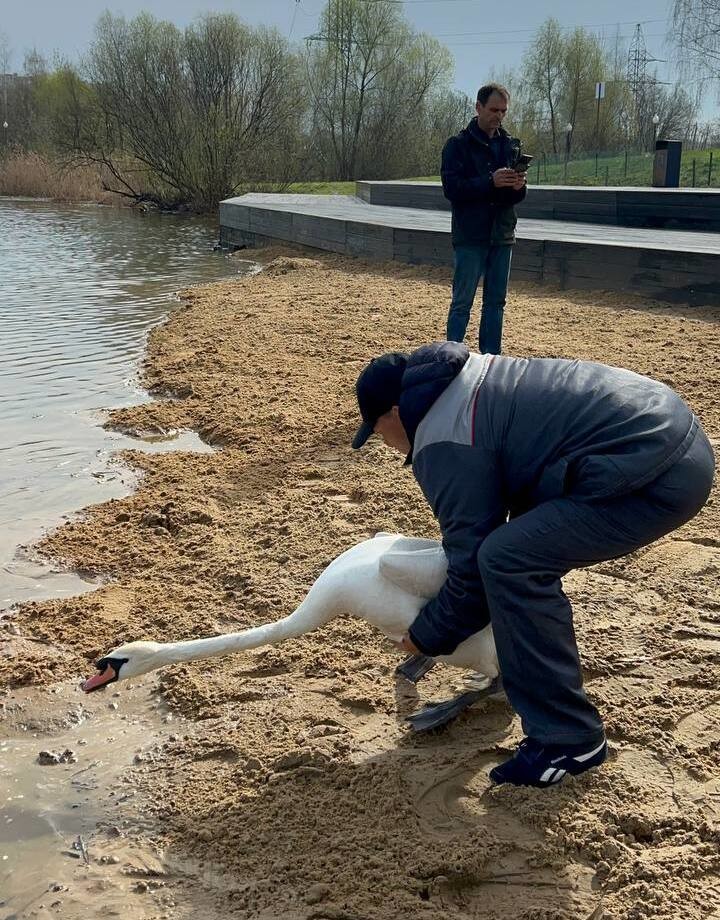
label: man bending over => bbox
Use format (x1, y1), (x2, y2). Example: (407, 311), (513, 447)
(351, 342), (714, 787)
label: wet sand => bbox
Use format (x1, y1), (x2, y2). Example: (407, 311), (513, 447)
(2, 248), (719, 919)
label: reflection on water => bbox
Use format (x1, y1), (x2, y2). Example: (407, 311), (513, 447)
(0, 199), (246, 608)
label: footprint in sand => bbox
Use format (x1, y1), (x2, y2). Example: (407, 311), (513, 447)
(672, 620), (720, 651)
(327, 489), (366, 505)
(414, 761), (598, 916)
(674, 701), (720, 752)
(415, 764), (486, 836)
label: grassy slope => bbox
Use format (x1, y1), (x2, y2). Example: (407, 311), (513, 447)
(288, 147), (720, 193)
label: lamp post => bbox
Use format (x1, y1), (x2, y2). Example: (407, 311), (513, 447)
(564, 122), (573, 182)
(652, 113), (660, 150)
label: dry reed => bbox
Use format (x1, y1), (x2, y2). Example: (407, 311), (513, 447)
(0, 151), (121, 204)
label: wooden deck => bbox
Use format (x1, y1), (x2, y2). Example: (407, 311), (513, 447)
(219, 193), (720, 306)
(357, 181), (720, 232)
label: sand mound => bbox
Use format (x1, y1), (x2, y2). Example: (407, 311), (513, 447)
(262, 256), (326, 274)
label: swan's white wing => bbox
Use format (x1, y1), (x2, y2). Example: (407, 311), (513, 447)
(378, 538), (447, 600)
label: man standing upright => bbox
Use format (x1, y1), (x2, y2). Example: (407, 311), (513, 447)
(441, 83), (527, 353)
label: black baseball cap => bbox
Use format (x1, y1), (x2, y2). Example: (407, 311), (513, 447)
(351, 351), (408, 449)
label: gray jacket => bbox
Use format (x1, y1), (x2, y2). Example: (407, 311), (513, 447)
(402, 343), (699, 657)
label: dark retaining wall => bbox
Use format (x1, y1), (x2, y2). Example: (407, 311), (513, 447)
(355, 181), (720, 232)
(219, 197), (720, 306)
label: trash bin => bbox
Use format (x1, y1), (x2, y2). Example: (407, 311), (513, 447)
(652, 140), (682, 188)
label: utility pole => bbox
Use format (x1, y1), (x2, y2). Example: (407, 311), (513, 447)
(2, 74), (7, 150)
(0, 36), (9, 151)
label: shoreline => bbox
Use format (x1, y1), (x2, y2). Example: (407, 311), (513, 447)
(0, 197), (234, 612)
(2, 248), (719, 918)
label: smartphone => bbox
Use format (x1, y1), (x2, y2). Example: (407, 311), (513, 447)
(513, 153), (533, 172)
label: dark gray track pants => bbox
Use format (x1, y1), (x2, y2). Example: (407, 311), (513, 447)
(477, 426), (715, 747)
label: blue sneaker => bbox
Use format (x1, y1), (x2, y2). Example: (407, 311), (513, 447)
(490, 737), (607, 787)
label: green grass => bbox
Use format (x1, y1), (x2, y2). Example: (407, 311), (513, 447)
(286, 180), (357, 195)
(527, 147), (720, 188)
(285, 150), (720, 192)
(286, 178), (435, 194)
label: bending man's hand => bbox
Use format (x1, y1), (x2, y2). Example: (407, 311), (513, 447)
(393, 633), (420, 654)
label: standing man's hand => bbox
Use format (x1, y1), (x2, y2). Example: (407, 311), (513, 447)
(492, 167), (519, 188)
(510, 171), (527, 191)
(393, 633), (420, 654)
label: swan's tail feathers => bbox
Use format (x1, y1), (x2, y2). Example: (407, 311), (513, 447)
(379, 541), (446, 599)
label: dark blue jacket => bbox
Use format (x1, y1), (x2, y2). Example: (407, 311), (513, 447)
(441, 120), (527, 247)
(398, 342), (702, 657)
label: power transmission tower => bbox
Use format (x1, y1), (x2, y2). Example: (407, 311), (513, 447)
(626, 23), (665, 100)
(625, 23), (667, 149)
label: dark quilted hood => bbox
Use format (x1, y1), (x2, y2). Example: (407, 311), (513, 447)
(398, 341), (470, 450)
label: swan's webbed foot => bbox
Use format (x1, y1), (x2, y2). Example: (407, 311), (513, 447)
(406, 676), (504, 732)
(395, 653), (436, 684)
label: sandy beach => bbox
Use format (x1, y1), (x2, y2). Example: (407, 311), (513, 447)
(2, 248), (719, 919)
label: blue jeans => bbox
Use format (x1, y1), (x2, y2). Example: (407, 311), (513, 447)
(446, 245), (513, 353)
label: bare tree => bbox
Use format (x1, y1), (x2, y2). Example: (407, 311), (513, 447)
(561, 29), (605, 154)
(361, 33), (454, 177)
(523, 19), (565, 154)
(0, 32), (11, 72)
(305, 0), (453, 180)
(409, 88), (471, 177)
(53, 12), (301, 210)
(638, 81), (698, 147)
(672, 0), (720, 86)
(0, 36), (53, 151)
(480, 16), (703, 163)
(306, 0), (402, 179)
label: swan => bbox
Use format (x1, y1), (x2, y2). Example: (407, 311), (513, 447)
(82, 533), (501, 730)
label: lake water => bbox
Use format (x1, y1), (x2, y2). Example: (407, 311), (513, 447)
(0, 199), (251, 608)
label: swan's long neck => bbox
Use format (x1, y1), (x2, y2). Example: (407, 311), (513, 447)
(157, 592), (335, 666)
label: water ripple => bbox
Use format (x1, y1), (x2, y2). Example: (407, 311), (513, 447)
(0, 198), (242, 606)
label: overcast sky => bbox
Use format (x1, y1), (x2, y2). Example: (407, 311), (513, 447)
(1, 0), (689, 112)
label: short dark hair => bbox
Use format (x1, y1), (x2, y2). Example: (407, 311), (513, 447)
(477, 83), (510, 106)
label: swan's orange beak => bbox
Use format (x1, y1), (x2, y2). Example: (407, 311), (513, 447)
(81, 664), (116, 693)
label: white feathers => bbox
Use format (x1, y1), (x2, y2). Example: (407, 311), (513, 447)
(91, 533), (498, 684)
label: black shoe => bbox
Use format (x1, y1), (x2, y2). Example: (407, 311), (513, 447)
(490, 736), (607, 787)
